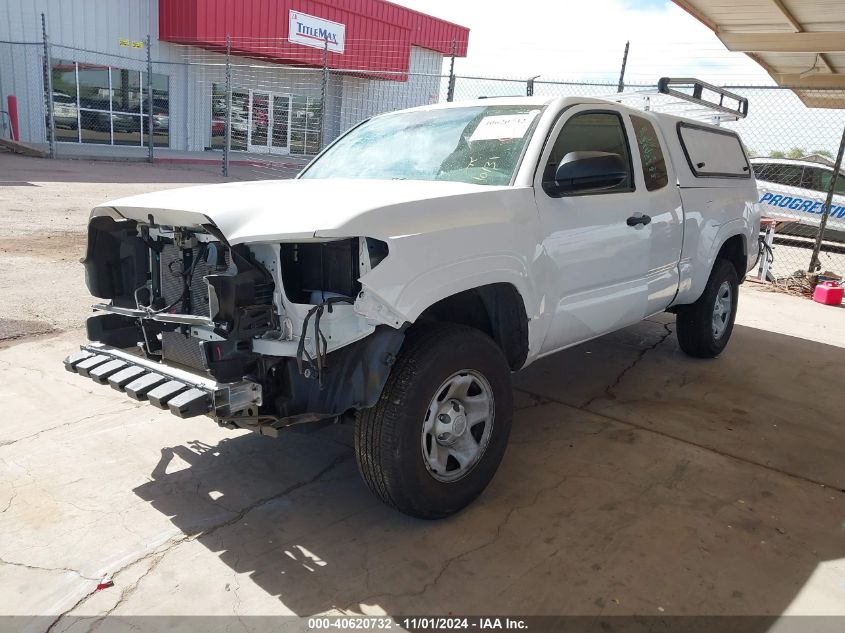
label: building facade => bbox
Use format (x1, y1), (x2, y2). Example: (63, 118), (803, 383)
(0, 0), (469, 155)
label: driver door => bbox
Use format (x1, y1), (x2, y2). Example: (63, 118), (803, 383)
(534, 106), (651, 353)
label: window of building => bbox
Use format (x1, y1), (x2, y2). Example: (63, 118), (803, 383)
(543, 111), (634, 194)
(210, 84), (226, 150)
(210, 84), (249, 151)
(50, 60), (79, 143)
(291, 96), (323, 155)
(630, 114), (668, 191)
(48, 60), (169, 147)
(145, 72), (170, 148)
(209, 87), (319, 155)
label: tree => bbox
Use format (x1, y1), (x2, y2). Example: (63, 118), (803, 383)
(811, 149), (833, 159)
(785, 147), (806, 159)
(770, 150), (786, 158)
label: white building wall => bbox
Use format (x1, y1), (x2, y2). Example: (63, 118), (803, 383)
(0, 1), (447, 153)
(338, 46), (443, 137)
(0, 0), (180, 145)
(171, 47), (324, 152)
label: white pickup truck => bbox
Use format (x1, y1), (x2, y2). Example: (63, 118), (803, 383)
(65, 84), (760, 518)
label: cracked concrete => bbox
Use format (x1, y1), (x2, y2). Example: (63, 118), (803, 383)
(580, 323), (674, 409)
(1, 285), (844, 626)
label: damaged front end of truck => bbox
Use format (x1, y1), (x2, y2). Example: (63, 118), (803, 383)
(64, 206), (406, 436)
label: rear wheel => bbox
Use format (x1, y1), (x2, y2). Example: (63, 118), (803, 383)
(676, 258), (739, 358)
(354, 324), (512, 519)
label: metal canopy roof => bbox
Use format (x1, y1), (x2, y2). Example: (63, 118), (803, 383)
(673, 0), (845, 108)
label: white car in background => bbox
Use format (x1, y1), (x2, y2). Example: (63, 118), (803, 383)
(751, 157), (845, 240)
(52, 91), (78, 129)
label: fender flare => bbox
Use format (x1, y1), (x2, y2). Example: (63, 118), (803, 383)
(390, 255), (538, 326)
(676, 220), (749, 306)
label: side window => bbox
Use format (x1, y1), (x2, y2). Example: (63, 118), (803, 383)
(802, 167), (825, 192)
(630, 114), (668, 191)
(802, 166), (845, 195)
(543, 111), (633, 194)
(767, 164), (803, 188)
(677, 123), (749, 178)
(752, 163), (772, 181)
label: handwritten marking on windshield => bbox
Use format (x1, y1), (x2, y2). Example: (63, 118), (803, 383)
(472, 157), (500, 182)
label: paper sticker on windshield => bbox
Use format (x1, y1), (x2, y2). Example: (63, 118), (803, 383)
(469, 110), (540, 142)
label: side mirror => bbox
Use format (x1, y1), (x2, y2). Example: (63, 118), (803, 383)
(551, 151), (628, 193)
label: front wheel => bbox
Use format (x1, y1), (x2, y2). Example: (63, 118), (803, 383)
(354, 324), (513, 519)
(675, 258), (739, 358)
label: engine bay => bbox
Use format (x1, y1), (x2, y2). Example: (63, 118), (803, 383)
(78, 216), (402, 431)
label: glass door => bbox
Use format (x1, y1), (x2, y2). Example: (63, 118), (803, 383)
(247, 91), (290, 154)
(247, 91), (270, 153)
(270, 94), (291, 155)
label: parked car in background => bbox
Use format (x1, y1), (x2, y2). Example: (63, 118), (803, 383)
(153, 113), (170, 133)
(751, 157), (845, 241)
(65, 90), (759, 519)
(52, 91), (78, 129)
(211, 112), (248, 137)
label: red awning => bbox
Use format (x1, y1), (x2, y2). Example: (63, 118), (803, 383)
(159, 0), (469, 78)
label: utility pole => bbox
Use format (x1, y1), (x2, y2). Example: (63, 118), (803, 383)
(223, 34), (231, 177)
(41, 13), (55, 158)
(146, 34), (154, 163)
(808, 125), (845, 272)
(320, 38), (329, 151)
(446, 39), (456, 102)
(617, 41), (629, 93)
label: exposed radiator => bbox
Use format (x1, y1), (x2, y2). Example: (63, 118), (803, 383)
(160, 330), (207, 371)
(159, 243), (230, 317)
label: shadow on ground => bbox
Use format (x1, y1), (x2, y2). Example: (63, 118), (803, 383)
(131, 320), (845, 618)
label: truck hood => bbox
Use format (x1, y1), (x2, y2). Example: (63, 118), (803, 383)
(92, 179), (522, 244)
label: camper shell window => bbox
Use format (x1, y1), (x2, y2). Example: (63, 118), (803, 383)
(676, 122), (750, 179)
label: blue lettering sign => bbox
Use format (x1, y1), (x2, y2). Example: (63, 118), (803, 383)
(758, 192), (844, 222)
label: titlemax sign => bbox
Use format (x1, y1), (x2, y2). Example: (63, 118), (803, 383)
(289, 11), (346, 54)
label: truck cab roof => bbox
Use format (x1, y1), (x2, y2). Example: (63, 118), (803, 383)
(382, 95), (735, 139)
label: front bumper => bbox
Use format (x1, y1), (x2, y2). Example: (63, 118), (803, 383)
(63, 343), (262, 420)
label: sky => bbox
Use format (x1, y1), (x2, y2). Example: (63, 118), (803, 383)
(385, 1), (845, 158)
(390, 0), (772, 85)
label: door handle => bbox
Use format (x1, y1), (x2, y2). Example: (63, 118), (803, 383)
(626, 214), (652, 227)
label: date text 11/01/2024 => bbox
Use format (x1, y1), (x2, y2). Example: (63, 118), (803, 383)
(307, 617), (529, 630)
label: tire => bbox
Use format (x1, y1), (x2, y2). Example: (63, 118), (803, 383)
(676, 258), (739, 358)
(355, 323), (513, 519)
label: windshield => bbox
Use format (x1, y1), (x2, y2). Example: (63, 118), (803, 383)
(300, 104), (544, 186)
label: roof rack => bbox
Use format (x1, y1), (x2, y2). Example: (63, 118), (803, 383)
(606, 77), (749, 123)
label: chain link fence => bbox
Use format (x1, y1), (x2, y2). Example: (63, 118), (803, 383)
(0, 39), (44, 151)
(1, 32), (844, 287)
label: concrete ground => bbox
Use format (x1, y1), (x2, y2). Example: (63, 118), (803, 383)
(0, 154), (252, 340)
(1, 155), (844, 629)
